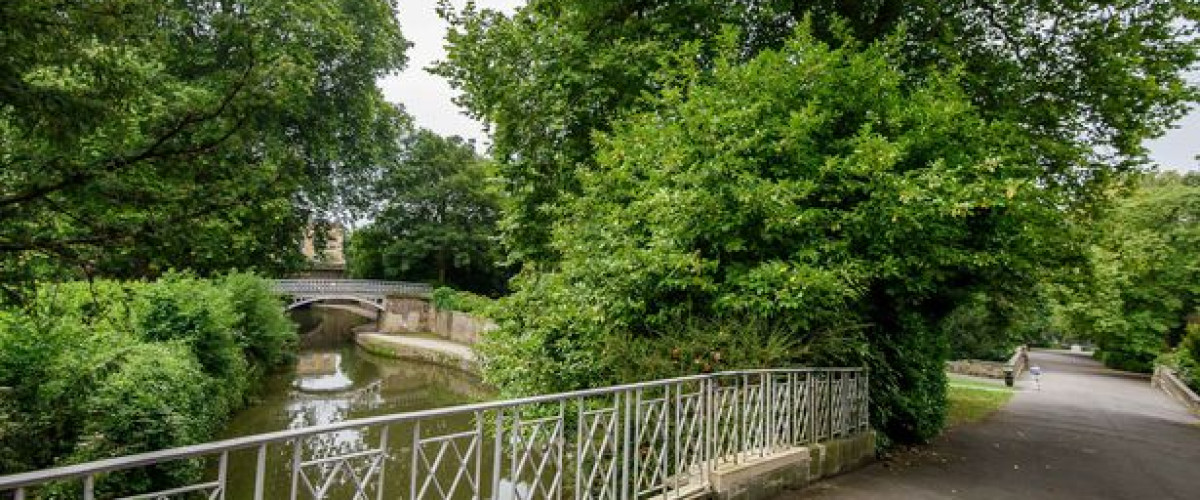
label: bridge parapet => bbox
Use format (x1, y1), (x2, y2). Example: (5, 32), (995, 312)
(274, 279), (433, 312)
(0, 368), (872, 500)
(274, 278), (433, 298)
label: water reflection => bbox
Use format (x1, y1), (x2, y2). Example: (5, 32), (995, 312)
(216, 307), (494, 498)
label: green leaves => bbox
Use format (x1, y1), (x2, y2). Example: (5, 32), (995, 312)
(439, 0), (1198, 263)
(478, 27), (1063, 444)
(0, 273), (295, 493)
(347, 130), (507, 294)
(0, 0), (410, 288)
(1055, 173), (1200, 371)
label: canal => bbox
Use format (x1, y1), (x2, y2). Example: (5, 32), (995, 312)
(216, 307), (495, 498)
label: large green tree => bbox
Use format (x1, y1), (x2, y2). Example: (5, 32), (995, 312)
(1052, 172), (1200, 371)
(481, 30), (1065, 443)
(437, 0), (1198, 444)
(347, 130), (506, 293)
(436, 0), (1199, 262)
(0, 0), (409, 297)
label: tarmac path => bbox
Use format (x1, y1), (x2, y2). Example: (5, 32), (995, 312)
(784, 350), (1200, 499)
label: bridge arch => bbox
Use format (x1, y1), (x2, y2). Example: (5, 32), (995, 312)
(284, 295), (386, 313)
(274, 279), (432, 316)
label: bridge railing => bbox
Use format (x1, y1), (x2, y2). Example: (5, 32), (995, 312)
(273, 278), (433, 298)
(0, 368), (869, 500)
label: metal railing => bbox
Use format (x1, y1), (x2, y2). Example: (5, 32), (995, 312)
(0, 368), (869, 500)
(274, 279), (433, 298)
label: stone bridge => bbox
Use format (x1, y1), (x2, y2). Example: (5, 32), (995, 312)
(273, 278), (432, 312)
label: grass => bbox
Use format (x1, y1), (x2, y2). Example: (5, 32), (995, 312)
(946, 382), (1015, 427)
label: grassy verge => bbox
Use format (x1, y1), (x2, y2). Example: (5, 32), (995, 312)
(946, 382), (1014, 427)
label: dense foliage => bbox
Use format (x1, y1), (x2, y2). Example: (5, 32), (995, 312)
(437, 0), (1199, 263)
(438, 0), (1199, 444)
(430, 286), (497, 315)
(1052, 173), (1200, 373)
(478, 30), (1070, 444)
(0, 273), (294, 495)
(347, 130), (507, 294)
(942, 289), (1057, 361)
(0, 0), (410, 298)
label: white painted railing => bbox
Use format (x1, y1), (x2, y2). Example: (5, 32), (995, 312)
(0, 368), (869, 500)
(274, 279), (433, 298)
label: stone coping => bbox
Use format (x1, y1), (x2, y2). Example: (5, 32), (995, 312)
(355, 332), (479, 375)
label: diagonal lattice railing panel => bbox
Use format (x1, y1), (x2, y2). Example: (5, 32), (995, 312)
(768, 374), (793, 450)
(1, 368), (870, 500)
(672, 387), (707, 483)
(296, 446), (387, 500)
(741, 376), (767, 458)
(633, 393), (670, 498)
(575, 402), (621, 500)
(507, 412), (565, 500)
(412, 427), (481, 500)
(710, 385), (742, 466)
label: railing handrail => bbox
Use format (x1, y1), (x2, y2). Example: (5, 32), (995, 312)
(0, 367), (864, 490)
(272, 278), (434, 298)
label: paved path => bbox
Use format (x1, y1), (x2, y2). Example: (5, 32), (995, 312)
(786, 350), (1200, 500)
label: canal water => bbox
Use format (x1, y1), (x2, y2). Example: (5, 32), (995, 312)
(217, 307), (496, 498)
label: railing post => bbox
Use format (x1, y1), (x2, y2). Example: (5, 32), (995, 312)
(254, 444), (267, 500)
(217, 451), (229, 500)
(704, 376), (714, 479)
(556, 400), (566, 500)
(575, 398), (585, 500)
(621, 390), (633, 500)
(863, 370), (871, 432)
(492, 409), (504, 500)
(411, 421), (421, 500)
(83, 475), (94, 500)
(378, 426), (391, 500)
(290, 440), (301, 500)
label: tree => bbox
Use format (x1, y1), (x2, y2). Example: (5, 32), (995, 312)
(1053, 173), (1200, 371)
(347, 130), (506, 294)
(479, 30), (1065, 443)
(0, 0), (410, 297)
(436, 0), (1199, 262)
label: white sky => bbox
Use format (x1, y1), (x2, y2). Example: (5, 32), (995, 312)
(380, 0), (1199, 172)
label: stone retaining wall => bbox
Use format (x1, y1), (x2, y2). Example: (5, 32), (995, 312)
(356, 333), (480, 374)
(946, 359), (1007, 379)
(1152, 365), (1200, 414)
(378, 297), (495, 345)
(707, 431), (876, 500)
(430, 310), (497, 344)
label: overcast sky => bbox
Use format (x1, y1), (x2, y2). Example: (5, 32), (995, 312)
(379, 0), (1198, 172)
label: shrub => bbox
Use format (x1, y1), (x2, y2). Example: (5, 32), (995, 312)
(0, 273), (295, 497)
(431, 286), (495, 316)
(135, 275), (248, 414)
(66, 343), (215, 498)
(219, 272), (296, 368)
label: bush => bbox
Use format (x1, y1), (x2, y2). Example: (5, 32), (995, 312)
(1095, 349), (1155, 373)
(0, 273), (295, 496)
(67, 343), (215, 497)
(431, 286), (495, 316)
(220, 272), (296, 368)
(136, 275), (248, 413)
(1163, 321), (1200, 392)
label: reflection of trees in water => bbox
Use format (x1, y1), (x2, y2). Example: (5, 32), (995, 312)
(215, 307), (495, 498)
(291, 307), (371, 348)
